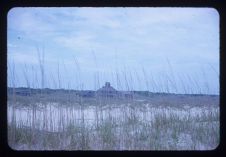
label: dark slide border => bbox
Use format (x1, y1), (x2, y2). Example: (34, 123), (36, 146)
(0, 0), (225, 157)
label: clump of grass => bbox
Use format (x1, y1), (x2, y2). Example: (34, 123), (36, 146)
(98, 118), (117, 149)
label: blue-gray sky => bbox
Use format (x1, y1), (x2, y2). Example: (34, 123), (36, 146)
(7, 7), (219, 94)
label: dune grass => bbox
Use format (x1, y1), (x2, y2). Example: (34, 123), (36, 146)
(7, 48), (219, 150)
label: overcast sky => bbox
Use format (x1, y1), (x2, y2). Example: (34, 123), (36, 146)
(7, 7), (219, 94)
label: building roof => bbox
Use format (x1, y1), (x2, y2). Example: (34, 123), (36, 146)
(97, 82), (117, 92)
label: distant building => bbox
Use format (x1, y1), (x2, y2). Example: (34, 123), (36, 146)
(96, 82), (118, 98)
(96, 82), (134, 99)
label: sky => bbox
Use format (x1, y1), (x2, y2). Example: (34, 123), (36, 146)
(7, 7), (219, 94)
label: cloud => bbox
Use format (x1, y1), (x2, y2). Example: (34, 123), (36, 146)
(55, 33), (103, 52)
(7, 43), (18, 48)
(8, 51), (39, 65)
(7, 7), (219, 93)
(8, 8), (53, 34)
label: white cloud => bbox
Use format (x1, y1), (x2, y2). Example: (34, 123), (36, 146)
(55, 33), (103, 51)
(8, 8), (53, 33)
(7, 43), (18, 48)
(8, 51), (39, 65)
(7, 7), (219, 93)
